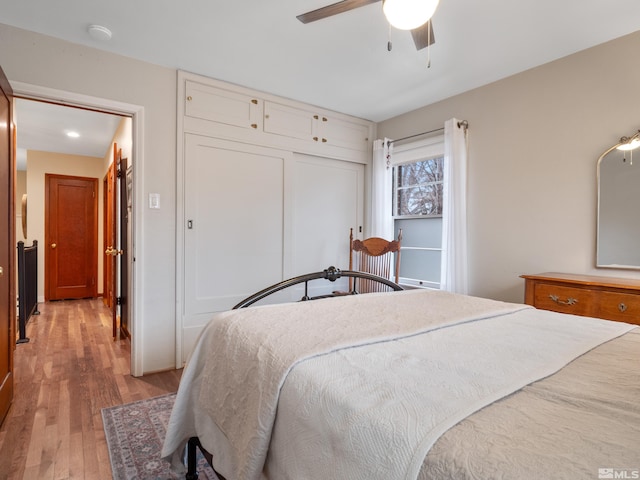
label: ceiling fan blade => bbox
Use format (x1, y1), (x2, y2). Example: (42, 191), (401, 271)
(410, 20), (435, 50)
(297, 0), (381, 24)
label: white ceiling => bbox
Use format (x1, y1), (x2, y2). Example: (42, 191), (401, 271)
(14, 99), (123, 170)
(4, 0), (640, 166)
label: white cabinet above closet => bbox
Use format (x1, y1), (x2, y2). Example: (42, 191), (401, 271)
(264, 101), (370, 154)
(180, 72), (374, 163)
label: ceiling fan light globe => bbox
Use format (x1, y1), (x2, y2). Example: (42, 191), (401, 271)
(617, 138), (640, 151)
(383, 0), (439, 30)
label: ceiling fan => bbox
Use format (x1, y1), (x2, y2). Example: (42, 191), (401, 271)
(296, 0), (436, 51)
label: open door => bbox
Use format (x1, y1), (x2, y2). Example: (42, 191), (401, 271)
(119, 154), (131, 338)
(0, 65), (15, 425)
(104, 145), (129, 339)
(103, 148), (117, 337)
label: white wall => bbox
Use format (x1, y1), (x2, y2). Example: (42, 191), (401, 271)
(378, 30), (640, 303)
(0, 23), (177, 373)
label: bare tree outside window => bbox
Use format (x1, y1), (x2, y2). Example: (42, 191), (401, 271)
(394, 157), (444, 216)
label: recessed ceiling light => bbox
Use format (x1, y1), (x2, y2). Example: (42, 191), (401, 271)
(66, 131), (80, 138)
(88, 24), (112, 41)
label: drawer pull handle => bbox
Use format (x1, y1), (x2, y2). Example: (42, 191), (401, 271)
(549, 294), (578, 306)
(619, 303), (627, 312)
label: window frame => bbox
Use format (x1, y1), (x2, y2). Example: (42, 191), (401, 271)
(389, 135), (445, 289)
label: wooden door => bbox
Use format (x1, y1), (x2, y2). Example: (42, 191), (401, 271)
(102, 174), (110, 308)
(119, 156), (130, 338)
(111, 148), (124, 339)
(45, 174), (98, 301)
(0, 66), (15, 425)
(103, 158), (116, 312)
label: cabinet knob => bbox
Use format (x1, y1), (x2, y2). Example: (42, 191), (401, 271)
(322, 117), (327, 122)
(187, 96), (192, 101)
(322, 138), (327, 143)
(313, 115), (319, 120)
(251, 124), (257, 129)
(313, 136), (318, 141)
(251, 99), (258, 105)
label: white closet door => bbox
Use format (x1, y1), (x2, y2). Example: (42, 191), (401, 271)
(183, 135), (288, 320)
(290, 153), (364, 295)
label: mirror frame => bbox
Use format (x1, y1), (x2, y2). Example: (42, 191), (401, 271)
(596, 141), (640, 270)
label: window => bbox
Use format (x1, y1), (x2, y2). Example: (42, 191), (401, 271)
(394, 157), (443, 217)
(392, 139), (444, 289)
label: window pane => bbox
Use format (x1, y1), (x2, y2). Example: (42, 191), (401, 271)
(395, 157), (443, 217)
(399, 249), (441, 283)
(396, 183), (442, 215)
(397, 158), (443, 187)
(395, 217), (442, 287)
(396, 217), (442, 247)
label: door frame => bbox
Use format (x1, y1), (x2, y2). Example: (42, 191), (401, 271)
(11, 81), (145, 376)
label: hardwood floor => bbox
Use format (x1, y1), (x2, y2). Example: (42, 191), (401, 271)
(0, 298), (182, 479)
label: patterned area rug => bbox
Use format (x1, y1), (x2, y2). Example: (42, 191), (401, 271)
(102, 393), (218, 480)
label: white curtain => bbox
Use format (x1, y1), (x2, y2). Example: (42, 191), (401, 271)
(371, 139), (394, 240)
(440, 118), (469, 294)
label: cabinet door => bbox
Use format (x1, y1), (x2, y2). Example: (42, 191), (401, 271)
(319, 115), (370, 152)
(183, 135), (288, 320)
(263, 101), (315, 141)
(185, 81), (260, 130)
(290, 153), (364, 295)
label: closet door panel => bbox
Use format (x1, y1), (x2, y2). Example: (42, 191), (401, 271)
(291, 153), (364, 295)
(184, 135), (285, 318)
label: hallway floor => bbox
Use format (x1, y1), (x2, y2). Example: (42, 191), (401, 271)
(0, 298), (182, 479)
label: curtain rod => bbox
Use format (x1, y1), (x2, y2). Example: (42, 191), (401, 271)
(387, 119), (469, 146)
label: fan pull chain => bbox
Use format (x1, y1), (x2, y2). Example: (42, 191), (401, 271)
(387, 24), (393, 51)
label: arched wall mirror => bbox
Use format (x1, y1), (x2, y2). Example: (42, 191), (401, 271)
(596, 130), (640, 269)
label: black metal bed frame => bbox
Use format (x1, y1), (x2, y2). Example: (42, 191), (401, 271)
(185, 266), (403, 479)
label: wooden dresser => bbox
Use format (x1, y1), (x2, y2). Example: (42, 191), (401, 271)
(521, 272), (640, 326)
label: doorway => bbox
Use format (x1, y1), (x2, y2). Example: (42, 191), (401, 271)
(11, 85), (142, 375)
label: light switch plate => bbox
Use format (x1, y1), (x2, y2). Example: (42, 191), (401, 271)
(149, 193), (160, 209)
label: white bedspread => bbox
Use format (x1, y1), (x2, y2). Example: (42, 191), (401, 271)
(161, 289), (634, 480)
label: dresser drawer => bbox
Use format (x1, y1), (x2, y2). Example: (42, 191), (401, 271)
(523, 273), (640, 325)
(532, 283), (595, 317)
(596, 291), (640, 325)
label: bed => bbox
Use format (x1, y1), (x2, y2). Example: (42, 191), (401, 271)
(162, 267), (640, 480)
